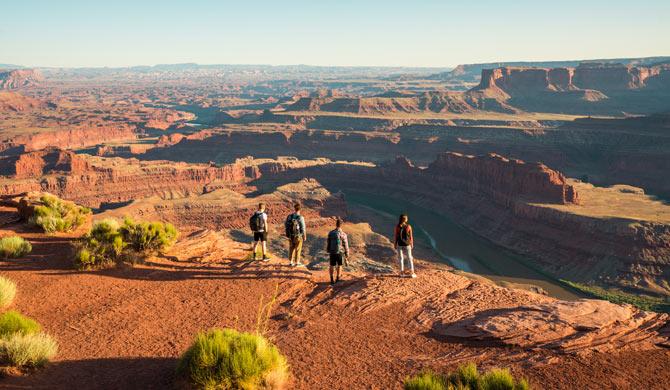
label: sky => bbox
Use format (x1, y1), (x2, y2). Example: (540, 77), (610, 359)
(1, 0), (669, 68)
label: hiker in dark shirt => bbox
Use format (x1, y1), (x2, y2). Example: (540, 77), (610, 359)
(249, 203), (270, 261)
(326, 218), (350, 284)
(285, 203), (307, 267)
(394, 214), (416, 278)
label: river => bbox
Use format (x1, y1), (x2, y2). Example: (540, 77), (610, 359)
(346, 192), (581, 300)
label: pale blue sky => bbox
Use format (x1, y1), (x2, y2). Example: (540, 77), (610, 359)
(2, 0), (669, 68)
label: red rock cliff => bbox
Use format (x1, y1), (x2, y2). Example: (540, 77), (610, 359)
(0, 148), (91, 178)
(424, 152), (579, 205)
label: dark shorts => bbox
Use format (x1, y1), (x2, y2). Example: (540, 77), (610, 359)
(329, 253), (343, 266)
(253, 231), (268, 242)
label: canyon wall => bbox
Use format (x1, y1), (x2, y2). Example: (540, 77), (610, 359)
(0, 151), (264, 208)
(471, 63), (670, 114)
(0, 124), (137, 154)
(425, 152), (578, 205)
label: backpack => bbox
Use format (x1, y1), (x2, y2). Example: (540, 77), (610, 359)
(327, 230), (342, 254)
(398, 224), (411, 246)
(249, 211), (265, 232)
(286, 214), (302, 238)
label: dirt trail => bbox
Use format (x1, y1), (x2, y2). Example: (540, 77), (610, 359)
(0, 225), (668, 389)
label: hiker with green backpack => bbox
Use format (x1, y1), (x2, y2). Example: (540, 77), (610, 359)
(326, 218), (350, 285)
(249, 202), (270, 261)
(285, 203), (307, 267)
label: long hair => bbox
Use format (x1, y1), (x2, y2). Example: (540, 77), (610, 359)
(398, 214), (408, 226)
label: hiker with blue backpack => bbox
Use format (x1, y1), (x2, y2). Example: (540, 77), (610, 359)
(249, 203), (270, 261)
(285, 203), (307, 267)
(327, 218), (350, 285)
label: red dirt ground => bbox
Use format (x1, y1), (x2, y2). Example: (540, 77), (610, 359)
(0, 224), (668, 390)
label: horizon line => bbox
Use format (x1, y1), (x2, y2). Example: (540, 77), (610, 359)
(2, 55), (670, 71)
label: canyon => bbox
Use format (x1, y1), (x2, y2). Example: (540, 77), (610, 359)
(0, 59), (668, 389)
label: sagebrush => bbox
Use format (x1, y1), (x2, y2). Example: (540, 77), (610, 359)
(0, 236), (32, 259)
(0, 332), (58, 368)
(0, 311), (41, 338)
(0, 276), (16, 310)
(404, 363), (530, 390)
(30, 194), (91, 233)
(177, 328), (289, 390)
(74, 218), (178, 269)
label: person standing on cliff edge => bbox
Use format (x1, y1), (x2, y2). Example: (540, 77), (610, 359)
(326, 218), (349, 284)
(285, 203), (307, 267)
(249, 203), (270, 261)
(394, 214), (416, 278)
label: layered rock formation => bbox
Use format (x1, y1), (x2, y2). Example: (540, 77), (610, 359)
(0, 123), (137, 154)
(471, 63), (670, 114)
(441, 299), (669, 354)
(424, 152), (579, 204)
(0, 148), (91, 178)
(285, 90), (519, 115)
(0, 152), (333, 208)
(0, 69), (43, 89)
(143, 109), (196, 130)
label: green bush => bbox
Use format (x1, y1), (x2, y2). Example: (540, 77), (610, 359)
(177, 328), (289, 390)
(404, 371), (446, 390)
(30, 194), (91, 233)
(0, 332), (58, 368)
(405, 363), (530, 390)
(0, 276), (16, 310)
(0, 236), (32, 259)
(0, 311), (41, 338)
(74, 218), (178, 269)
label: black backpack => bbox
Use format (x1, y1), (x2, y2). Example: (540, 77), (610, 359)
(250, 212), (265, 232)
(285, 214), (302, 238)
(398, 224), (411, 246)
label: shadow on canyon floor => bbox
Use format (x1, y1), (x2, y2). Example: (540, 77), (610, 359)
(1, 357), (178, 389)
(2, 232), (313, 283)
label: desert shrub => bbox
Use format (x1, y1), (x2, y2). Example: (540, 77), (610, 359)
(0, 311), (41, 338)
(0, 332), (58, 368)
(177, 328), (289, 390)
(74, 218), (177, 269)
(0, 276), (16, 310)
(120, 218), (178, 253)
(30, 194), (91, 233)
(404, 371), (447, 390)
(404, 363), (530, 390)
(0, 236), (32, 259)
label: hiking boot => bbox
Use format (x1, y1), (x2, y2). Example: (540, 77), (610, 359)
(295, 263), (306, 268)
(410, 273), (417, 278)
(289, 262), (295, 267)
(262, 256), (270, 262)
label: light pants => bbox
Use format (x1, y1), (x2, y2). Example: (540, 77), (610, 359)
(397, 246), (414, 273)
